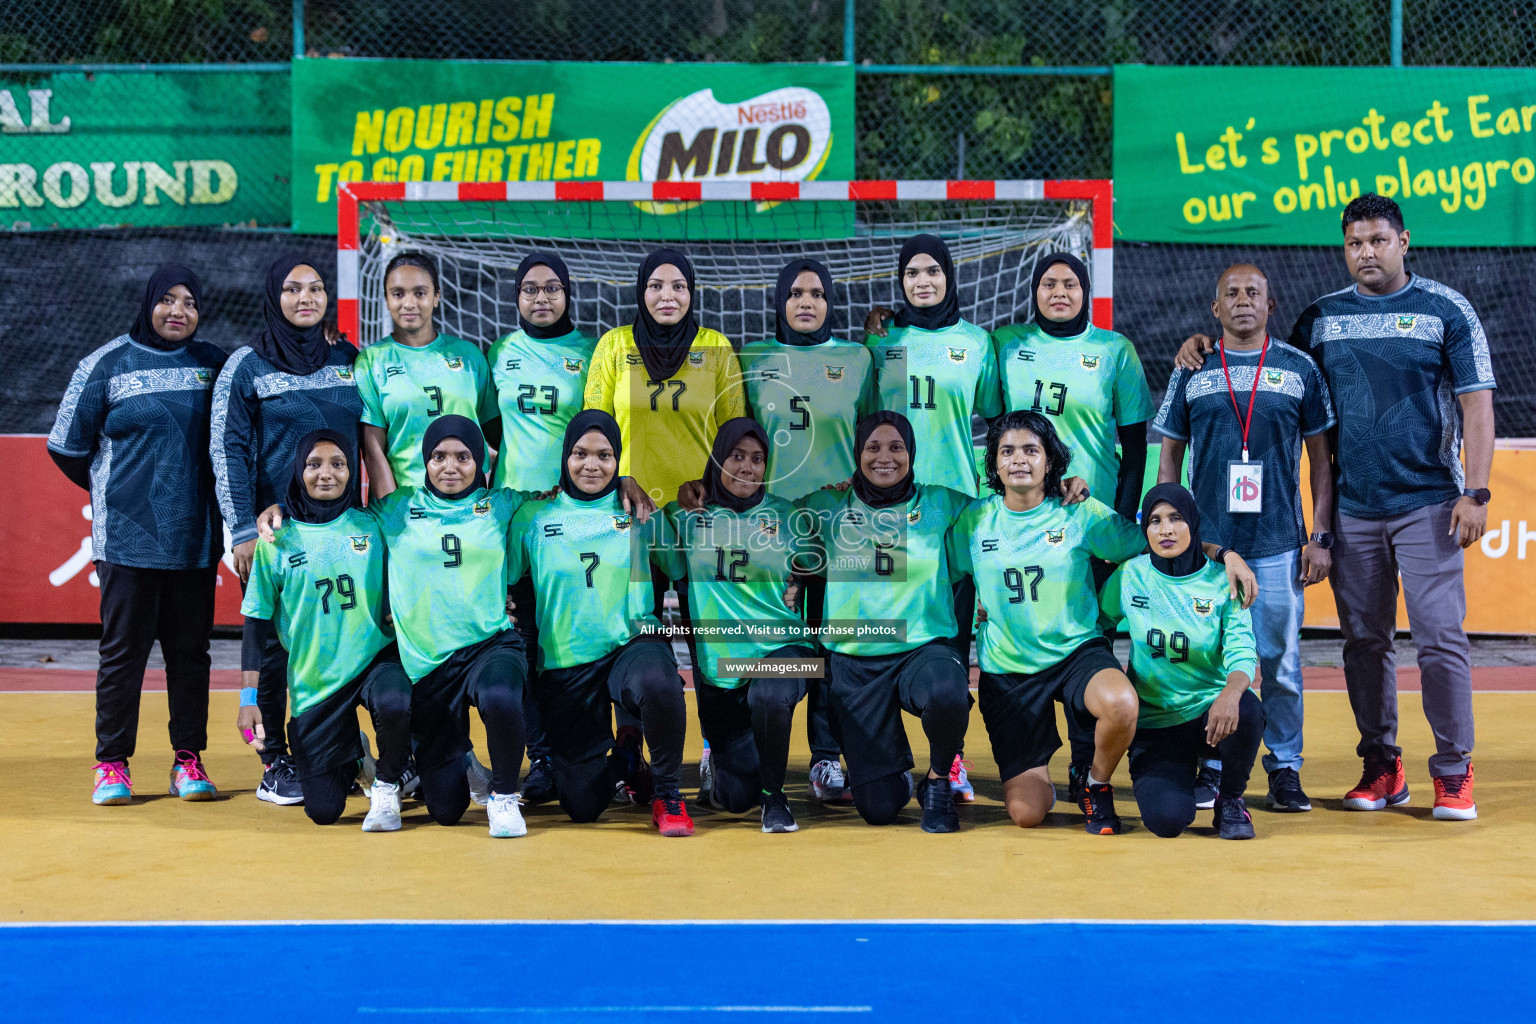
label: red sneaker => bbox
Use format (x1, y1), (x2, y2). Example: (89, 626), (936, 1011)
(1432, 764), (1477, 821)
(1343, 754), (1410, 811)
(652, 791), (695, 837)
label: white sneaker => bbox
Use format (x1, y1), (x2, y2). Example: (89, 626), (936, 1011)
(362, 779), (402, 832)
(808, 759), (851, 803)
(356, 732), (378, 792)
(488, 792), (527, 838)
(466, 750), (493, 806)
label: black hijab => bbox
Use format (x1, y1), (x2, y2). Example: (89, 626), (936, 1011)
(1142, 482), (1206, 579)
(852, 411), (917, 508)
(516, 251), (575, 340)
(421, 414), (487, 501)
(559, 409), (624, 503)
(703, 417), (770, 513)
(773, 258), (835, 347)
(892, 234), (961, 331)
(632, 248), (699, 381)
(285, 428), (357, 525)
(255, 254), (337, 377)
(129, 263), (202, 351)
(1031, 252), (1092, 339)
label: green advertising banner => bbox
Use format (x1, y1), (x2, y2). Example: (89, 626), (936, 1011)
(291, 58), (855, 235)
(1113, 66), (1536, 246)
(0, 72), (289, 230)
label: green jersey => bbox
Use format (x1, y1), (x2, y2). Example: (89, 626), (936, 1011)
(369, 484), (531, 682)
(356, 334), (497, 486)
(865, 320), (1002, 498)
(240, 510), (392, 714)
(738, 338), (876, 499)
(657, 495), (813, 687)
(487, 327), (598, 491)
(505, 490), (670, 670)
(993, 322), (1154, 502)
(801, 483), (969, 656)
(949, 495), (1145, 675)
(1100, 556), (1258, 729)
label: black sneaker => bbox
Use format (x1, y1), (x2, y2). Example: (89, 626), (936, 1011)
(918, 776), (959, 833)
(760, 791), (798, 833)
(613, 725), (654, 805)
(1066, 760), (1091, 805)
(522, 757), (557, 804)
(1266, 767), (1312, 812)
(1215, 796), (1256, 839)
(1078, 782), (1122, 835)
(398, 758), (421, 800)
(1194, 761), (1221, 810)
(257, 755), (303, 806)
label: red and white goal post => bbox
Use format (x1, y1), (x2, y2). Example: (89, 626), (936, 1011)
(334, 178), (1112, 351)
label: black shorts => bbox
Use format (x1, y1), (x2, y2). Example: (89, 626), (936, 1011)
(411, 628), (528, 772)
(695, 644), (814, 754)
(535, 636), (678, 778)
(827, 639), (970, 787)
(978, 636), (1122, 781)
(288, 646), (410, 779)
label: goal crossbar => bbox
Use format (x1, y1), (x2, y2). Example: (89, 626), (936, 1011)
(334, 178), (1113, 345)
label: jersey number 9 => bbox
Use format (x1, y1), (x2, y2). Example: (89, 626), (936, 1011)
(441, 534), (462, 568)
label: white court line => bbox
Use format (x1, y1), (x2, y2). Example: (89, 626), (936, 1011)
(3, 917), (1533, 928)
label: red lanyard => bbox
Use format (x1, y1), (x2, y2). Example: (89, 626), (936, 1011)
(1218, 336), (1269, 463)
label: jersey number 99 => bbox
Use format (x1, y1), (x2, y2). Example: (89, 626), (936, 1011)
(1146, 629), (1189, 662)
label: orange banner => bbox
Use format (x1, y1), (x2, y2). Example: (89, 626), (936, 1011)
(1303, 444), (1536, 635)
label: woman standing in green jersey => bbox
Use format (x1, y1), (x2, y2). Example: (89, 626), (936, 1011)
(992, 252), (1156, 803)
(505, 411), (695, 837)
(1101, 484), (1264, 840)
(660, 417), (819, 833)
(799, 411), (973, 834)
(357, 252), (501, 498)
(489, 250), (600, 806)
(239, 430), (413, 832)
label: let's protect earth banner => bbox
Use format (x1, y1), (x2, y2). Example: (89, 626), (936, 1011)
(291, 58), (855, 236)
(1113, 65), (1536, 245)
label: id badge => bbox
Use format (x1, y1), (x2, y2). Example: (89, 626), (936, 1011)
(1228, 460), (1263, 513)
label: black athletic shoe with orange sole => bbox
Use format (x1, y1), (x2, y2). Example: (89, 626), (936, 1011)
(1078, 781), (1122, 835)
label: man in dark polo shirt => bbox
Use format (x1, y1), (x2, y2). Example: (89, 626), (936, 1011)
(1156, 263), (1334, 815)
(1176, 194), (1496, 822)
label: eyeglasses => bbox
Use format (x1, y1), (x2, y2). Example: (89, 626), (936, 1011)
(520, 283), (565, 297)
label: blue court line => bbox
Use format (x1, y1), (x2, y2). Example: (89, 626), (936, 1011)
(4, 920), (1533, 1022)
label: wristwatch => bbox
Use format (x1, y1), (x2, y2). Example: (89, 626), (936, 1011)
(1310, 531), (1334, 549)
(1462, 488), (1492, 506)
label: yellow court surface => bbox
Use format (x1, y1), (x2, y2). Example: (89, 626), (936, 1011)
(5, 689), (1535, 923)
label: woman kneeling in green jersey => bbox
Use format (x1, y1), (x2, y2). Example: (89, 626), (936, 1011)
(239, 430), (412, 832)
(660, 417), (819, 833)
(800, 411), (974, 833)
(1101, 484), (1264, 840)
(505, 411), (696, 837)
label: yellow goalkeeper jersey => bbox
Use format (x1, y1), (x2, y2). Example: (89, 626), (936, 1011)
(583, 324), (745, 504)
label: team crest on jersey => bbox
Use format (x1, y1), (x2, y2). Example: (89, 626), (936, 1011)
(193, 368), (213, 383)
(473, 499), (493, 517)
(443, 356), (464, 371)
(1264, 369), (1285, 386)
(947, 347), (968, 364)
(612, 514), (633, 532)
(1396, 315), (1417, 331)
(1044, 528), (1066, 546)
(825, 365), (844, 381)
(1079, 354), (1101, 371)
(1192, 598), (1214, 617)
(688, 352), (705, 367)
(907, 507), (922, 525)
(563, 357), (584, 374)
(757, 518), (779, 537)
(349, 535), (371, 554)
(334, 367), (354, 382)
